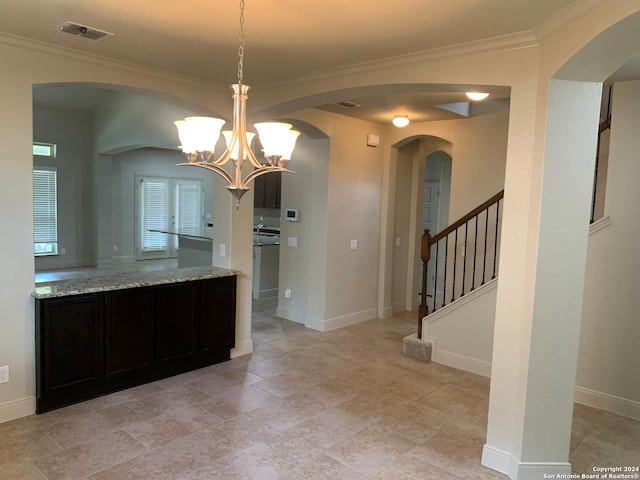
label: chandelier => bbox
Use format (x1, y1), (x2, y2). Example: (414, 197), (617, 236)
(174, 0), (300, 207)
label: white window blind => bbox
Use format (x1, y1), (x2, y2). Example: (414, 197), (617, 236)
(176, 180), (202, 236)
(140, 178), (169, 251)
(33, 168), (58, 255)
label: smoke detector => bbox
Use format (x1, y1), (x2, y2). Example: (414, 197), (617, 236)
(57, 21), (114, 41)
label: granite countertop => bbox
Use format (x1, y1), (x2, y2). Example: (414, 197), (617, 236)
(33, 266), (238, 299)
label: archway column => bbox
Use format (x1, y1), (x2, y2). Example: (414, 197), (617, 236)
(483, 79), (601, 479)
(211, 182), (254, 358)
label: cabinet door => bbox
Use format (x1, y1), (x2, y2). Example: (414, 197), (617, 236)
(253, 174), (265, 208)
(263, 172), (281, 208)
(200, 276), (236, 359)
(156, 282), (199, 366)
(104, 287), (155, 382)
(37, 294), (103, 412)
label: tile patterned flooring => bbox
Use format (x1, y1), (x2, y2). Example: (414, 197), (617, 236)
(1, 299), (638, 479)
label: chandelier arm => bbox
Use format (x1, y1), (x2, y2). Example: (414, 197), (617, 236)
(245, 146), (266, 169)
(210, 147), (233, 167)
(242, 166), (293, 187)
(176, 161), (234, 186)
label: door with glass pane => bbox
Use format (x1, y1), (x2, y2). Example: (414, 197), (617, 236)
(135, 176), (203, 260)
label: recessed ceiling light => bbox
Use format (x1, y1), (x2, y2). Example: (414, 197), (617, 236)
(466, 92), (490, 101)
(392, 115), (410, 127)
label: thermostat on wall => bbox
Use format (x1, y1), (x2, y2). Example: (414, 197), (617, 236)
(285, 208), (299, 222)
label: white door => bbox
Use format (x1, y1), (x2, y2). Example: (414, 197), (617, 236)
(135, 176), (203, 260)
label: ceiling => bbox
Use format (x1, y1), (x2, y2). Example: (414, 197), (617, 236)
(6, 0), (639, 124)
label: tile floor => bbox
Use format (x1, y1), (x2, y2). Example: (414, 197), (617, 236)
(1, 298), (638, 479)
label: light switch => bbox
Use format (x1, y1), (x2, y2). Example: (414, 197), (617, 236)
(288, 237), (298, 247)
(350, 239), (358, 250)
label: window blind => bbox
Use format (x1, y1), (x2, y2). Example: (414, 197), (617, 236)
(141, 178), (169, 251)
(176, 180), (202, 236)
(33, 168), (58, 255)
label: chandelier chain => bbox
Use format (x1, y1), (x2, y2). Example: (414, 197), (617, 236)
(237, 0), (245, 84)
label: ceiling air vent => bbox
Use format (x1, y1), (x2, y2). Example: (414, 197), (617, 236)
(57, 21), (114, 41)
(335, 100), (362, 108)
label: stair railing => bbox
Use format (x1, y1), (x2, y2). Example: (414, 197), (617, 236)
(418, 190), (504, 339)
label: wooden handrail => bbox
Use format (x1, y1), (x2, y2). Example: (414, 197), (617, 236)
(430, 190), (504, 245)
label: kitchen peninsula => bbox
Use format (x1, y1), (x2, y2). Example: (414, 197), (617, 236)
(33, 265), (237, 413)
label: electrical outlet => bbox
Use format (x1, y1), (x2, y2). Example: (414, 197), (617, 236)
(0, 365), (9, 384)
(284, 289), (291, 299)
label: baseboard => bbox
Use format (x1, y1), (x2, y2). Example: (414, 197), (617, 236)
(431, 343), (492, 377)
(321, 308), (378, 332)
(380, 306), (393, 318)
(305, 308), (378, 332)
(575, 386), (640, 420)
(256, 288), (278, 300)
(0, 396), (35, 424)
(230, 338), (253, 358)
(482, 445), (572, 480)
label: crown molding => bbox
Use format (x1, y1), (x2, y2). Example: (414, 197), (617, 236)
(534, 0), (618, 43)
(0, 31), (227, 94)
(260, 31), (539, 90)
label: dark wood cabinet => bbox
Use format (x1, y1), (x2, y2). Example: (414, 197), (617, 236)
(200, 277), (236, 360)
(105, 287), (155, 383)
(35, 275), (236, 413)
(254, 172), (281, 208)
(156, 282), (199, 367)
(36, 294), (103, 412)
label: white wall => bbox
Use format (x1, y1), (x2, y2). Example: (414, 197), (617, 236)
(426, 280), (497, 377)
(577, 80), (640, 418)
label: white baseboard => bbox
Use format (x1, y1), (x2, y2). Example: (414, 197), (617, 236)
(230, 339), (253, 358)
(0, 396), (35, 424)
(321, 308), (378, 332)
(575, 386), (640, 420)
(430, 343), (492, 377)
(305, 308), (378, 332)
(482, 445), (572, 480)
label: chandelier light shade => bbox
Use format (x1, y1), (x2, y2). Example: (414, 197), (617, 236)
(392, 115), (410, 127)
(174, 0), (300, 207)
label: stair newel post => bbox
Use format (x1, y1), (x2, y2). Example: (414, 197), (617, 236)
(418, 228), (431, 339)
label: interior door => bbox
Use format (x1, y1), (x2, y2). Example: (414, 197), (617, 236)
(420, 180), (439, 301)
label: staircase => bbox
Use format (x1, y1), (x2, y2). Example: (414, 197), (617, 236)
(403, 190), (504, 369)
(417, 190), (504, 339)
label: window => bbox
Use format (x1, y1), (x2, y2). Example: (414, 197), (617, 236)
(33, 168), (58, 256)
(33, 142), (57, 158)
